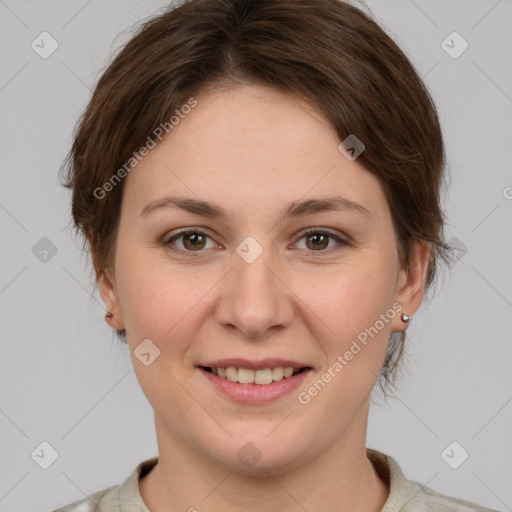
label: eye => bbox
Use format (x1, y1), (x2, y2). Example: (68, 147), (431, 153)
(293, 228), (348, 255)
(164, 229), (217, 256)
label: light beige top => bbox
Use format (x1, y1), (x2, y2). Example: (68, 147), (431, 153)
(52, 448), (500, 512)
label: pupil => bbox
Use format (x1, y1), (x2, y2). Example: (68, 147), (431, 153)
(185, 233), (204, 250)
(309, 233), (327, 250)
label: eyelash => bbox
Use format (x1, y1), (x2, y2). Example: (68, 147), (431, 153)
(163, 227), (349, 258)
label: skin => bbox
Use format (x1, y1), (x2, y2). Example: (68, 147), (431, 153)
(96, 83), (430, 511)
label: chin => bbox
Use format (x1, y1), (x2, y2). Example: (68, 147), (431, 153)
(206, 431), (310, 476)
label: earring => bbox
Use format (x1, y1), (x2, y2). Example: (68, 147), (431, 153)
(105, 311), (124, 331)
(401, 313), (411, 322)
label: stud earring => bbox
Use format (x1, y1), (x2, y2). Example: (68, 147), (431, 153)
(105, 311), (114, 320)
(401, 313), (411, 322)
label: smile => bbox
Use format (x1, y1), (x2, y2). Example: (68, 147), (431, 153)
(201, 365), (305, 385)
(197, 365), (313, 403)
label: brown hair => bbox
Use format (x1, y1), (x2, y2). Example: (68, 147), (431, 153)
(59, 0), (453, 394)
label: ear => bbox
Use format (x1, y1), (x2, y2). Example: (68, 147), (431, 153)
(88, 235), (125, 331)
(391, 240), (431, 332)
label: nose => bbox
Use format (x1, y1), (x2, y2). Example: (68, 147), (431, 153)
(214, 239), (294, 340)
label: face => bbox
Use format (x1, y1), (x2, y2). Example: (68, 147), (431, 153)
(99, 83), (428, 474)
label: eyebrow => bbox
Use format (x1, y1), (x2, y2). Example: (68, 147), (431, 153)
(140, 195), (372, 222)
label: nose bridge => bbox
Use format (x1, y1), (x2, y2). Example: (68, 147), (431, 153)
(217, 234), (292, 338)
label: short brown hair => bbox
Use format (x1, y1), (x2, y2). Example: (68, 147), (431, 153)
(60, 0), (452, 394)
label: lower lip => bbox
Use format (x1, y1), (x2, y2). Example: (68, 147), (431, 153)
(198, 367), (312, 404)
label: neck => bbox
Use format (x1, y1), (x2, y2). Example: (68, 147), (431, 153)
(139, 405), (389, 512)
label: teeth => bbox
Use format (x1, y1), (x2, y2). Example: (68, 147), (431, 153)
(283, 367), (294, 378)
(225, 366), (238, 382)
(255, 368), (273, 385)
(272, 367), (284, 380)
(212, 366), (302, 385)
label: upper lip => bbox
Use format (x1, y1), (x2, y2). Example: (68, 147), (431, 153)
(198, 358), (312, 370)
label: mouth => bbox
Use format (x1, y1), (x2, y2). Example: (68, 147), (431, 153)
(197, 363), (313, 403)
(198, 365), (310, 385)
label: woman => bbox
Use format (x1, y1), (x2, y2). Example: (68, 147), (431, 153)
(54, 0), (499, 510)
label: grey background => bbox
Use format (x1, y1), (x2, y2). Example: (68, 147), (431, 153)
(0, 0), (511, 511)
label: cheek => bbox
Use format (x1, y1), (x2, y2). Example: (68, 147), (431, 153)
(116, 260), (173, 336)
(307, 259), (396, 330)
(116, 247), (218, 344)
(296, 254), (397, 372)
(115, 250), (208, 407)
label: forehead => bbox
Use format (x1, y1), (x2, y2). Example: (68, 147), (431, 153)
(121, 84), (388, 221)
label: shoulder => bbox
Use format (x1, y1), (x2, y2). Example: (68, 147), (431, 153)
(403, 479), (502, 512)
(51, 484), (118, 512)
(366, 448), (501, 512)
(51, 456), (158, 512)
